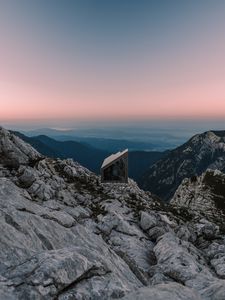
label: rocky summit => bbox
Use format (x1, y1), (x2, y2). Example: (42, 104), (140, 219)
(1, 127), (225, 300)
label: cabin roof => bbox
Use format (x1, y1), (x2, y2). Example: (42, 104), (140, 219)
(101, 149), (128, 169)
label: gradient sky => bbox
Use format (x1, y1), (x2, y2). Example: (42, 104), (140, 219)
(1, 0), (225, 124)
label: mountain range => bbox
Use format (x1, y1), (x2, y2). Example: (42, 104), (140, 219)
(1, 127), (225, 299)
(16, 130), (225, 204)
(21, 127), (182, 151)
(14, 132), (166, 183)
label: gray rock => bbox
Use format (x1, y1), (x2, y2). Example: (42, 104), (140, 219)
(194, 219), (220, 240)
(1, 127), (225, 299)
(0, 276), (17, 300)
(121, 282), (202, 300)
(148, 226), (167, 241)
(211, 256), (225, 279)
(176, 225), (196, 242)
(171, 170), (225, 223)
(18, 166), (36, 188)
(140, 211), (157, 231)
(0, 127), (42, 167)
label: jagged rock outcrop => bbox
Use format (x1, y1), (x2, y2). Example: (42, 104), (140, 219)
(141, 131), (225, 201)
(1, 127), (225, 299)
(171, 169), (225, 224)
(0, 127), (42, 168)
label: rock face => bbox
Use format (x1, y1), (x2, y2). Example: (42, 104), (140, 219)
(141, 131), (225, 201)
(0, 127), (42, 168)
(1, 127), (225, 299)
(122, 282), (202, 300)
(171, 169), (225, 224)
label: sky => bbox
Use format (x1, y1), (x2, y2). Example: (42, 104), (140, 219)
(1, 0), (225, 128)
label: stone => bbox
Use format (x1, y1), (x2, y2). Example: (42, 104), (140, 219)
(1, 127), (225, 299)
(140, 211), (157, 231)
(121, 282), (202, 300)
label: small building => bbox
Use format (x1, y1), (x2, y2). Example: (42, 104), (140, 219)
(101, 149), (128, 183)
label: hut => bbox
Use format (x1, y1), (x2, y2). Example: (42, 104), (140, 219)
(101, 149), (128, 183)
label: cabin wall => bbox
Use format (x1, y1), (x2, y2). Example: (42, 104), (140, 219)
(101, 153), (128, 183)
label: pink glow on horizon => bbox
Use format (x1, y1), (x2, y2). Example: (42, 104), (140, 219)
(1, 79), (225, 121)
(1, 3), (225, 122)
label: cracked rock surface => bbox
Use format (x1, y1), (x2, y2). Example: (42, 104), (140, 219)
(1, 127), (225, 299)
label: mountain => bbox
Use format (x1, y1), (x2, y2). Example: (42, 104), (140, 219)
(171, 169), (225, 225)
(128, 151), (166, 183)
(14, 132), (165, 181)
(1, 126), (225, 299)
(22, 127), (180, 151)
(14, 132), (109, 173)
(23, 128), (166, 152)
(141, 131), (225, 201)
(56, 136), (158, 152)
(13, 132), (59, 157)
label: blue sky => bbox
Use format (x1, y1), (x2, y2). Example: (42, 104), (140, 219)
(1, 0), (225, 127)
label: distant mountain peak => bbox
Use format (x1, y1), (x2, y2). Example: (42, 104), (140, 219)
(141, 130), (225, 201)
(190, 130), (225, 144)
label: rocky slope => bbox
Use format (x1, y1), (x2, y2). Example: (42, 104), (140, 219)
(141, 131), (225, 201)
(171, 169), (225, 225)
(1, 127), (225, 299)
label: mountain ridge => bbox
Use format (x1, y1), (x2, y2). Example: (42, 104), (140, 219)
(141, 130), (225, 201)
(14, 131), (166, 182)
